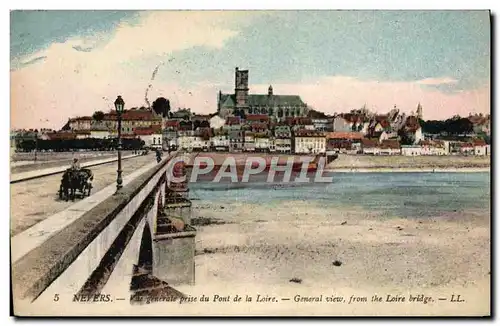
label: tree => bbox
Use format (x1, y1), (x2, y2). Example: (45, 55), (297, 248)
(307, 109), (328, 119)
(398, 129), (415, 145)
(92, 111), (105, 121)
(152, 97), (171, 118)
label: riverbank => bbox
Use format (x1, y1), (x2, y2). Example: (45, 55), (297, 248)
(329, 154), (490, 170)
(185, 152), (490, 170)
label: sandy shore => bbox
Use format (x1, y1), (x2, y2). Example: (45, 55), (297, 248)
(14, 190), (490, 316)
(169, 199), (490, 316)
(186, 152), (490, 172)
(17, 199), (490, 316)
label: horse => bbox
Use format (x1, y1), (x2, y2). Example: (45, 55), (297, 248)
(77, 168), (94, 196)
(59, 168), (93, 201)
(59, 169), (78, 201)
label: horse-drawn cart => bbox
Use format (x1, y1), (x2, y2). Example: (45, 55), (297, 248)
(58, 168), (94, 201)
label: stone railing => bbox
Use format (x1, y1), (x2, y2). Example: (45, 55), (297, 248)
(12, 152), (196, 310)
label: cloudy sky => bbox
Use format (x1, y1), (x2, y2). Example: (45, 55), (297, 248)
(11, 10), (490, 129)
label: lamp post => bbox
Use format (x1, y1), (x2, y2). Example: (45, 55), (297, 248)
(114, 96), (125, 192)
(34, 134), (38, 163)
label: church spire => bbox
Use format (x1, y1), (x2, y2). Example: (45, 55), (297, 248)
(416, 102), (423, 120)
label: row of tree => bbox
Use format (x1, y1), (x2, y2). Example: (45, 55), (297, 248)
(16, 138), (145, 152)
(88, 97), (172, 123)
(419, 118), (474, 135)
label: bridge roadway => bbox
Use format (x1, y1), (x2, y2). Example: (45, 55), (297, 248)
(10, 154), (156, 237)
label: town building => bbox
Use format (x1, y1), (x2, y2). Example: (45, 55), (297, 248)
(254, 133), (271, 152)
(170, 108), (192, 120)
(90, 126), (111, 139)
(401, 145), (423, 156)
(192, 127), (211, 151)
(74, 130), (91, 139)
(472, 139), (489, 156)
(134, 125), (163, 149)
(209, 115), (226, 130)
(333, 115), (353, 132)
(69, 116), (92, 131)
(294, 130), (326, 154)
(243, 131), (256, 152)
(229, 128), (244, 152)
(273, 125), (292, 153)
(459, 142), (475, 155)
(418, 140), (448, 156)
(211, 129), (230, 151)
(285, 117), (315, 132)
(217, 67), (309, 120)
(163, 120), (180, 149)
(378, 140), (401, 155)
(69, 109), (163, 136)
(312, 118), (333, 132)
(334, 113), (370, 134)
(326, 132), (364, 154)
(361, 138), (379, 155)
(177, 122), (195, 151)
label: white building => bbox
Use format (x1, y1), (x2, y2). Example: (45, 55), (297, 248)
(137, 133), (162, 149)
(254, 136), (270, 152)
(178, 135), (196, 151)
(333, 116), (352, 132)
(414, 127), (424, 144)
(294, 131), (326, 154)
(401, 145), (423, 156)
(211, 134), (230, 151)
(134, 126), (163, 149)
(69, 116), (92, 131)
(90, 128), (111, 139)
(209, 115), (226, 130)
(473, 140), (489, 156)
(243, 131), (255, 152)
(269, 137), (276, 153)
(75, 131), (91, 139)
(362, 139), (400, 155)
(362, 142), (380, 155)
(275, 138), (292, 153)
(192, 136), (210, 150)
(312, 119), (331, 131)
(419, 140), (448, 156)
(378, 140), (401, 155)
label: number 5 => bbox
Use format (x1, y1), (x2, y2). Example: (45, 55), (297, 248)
(54, 294), (59, 302)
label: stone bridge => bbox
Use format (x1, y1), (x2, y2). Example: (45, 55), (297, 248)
(12, 152), (196, 312)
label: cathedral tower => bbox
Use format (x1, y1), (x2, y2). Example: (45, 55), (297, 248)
(235, 67), (249, 110)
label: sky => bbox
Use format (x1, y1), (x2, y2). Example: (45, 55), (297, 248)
(10, 10), (490, 130)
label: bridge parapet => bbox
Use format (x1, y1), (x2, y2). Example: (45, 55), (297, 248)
(12, 152), (196, 311)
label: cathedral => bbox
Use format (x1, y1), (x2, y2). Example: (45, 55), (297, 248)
(217, 67), (309, 119)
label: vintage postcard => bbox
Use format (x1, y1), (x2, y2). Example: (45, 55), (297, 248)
(10, 10), (491, 316)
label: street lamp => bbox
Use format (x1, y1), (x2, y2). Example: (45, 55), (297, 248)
(114, 95), (125, 192)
